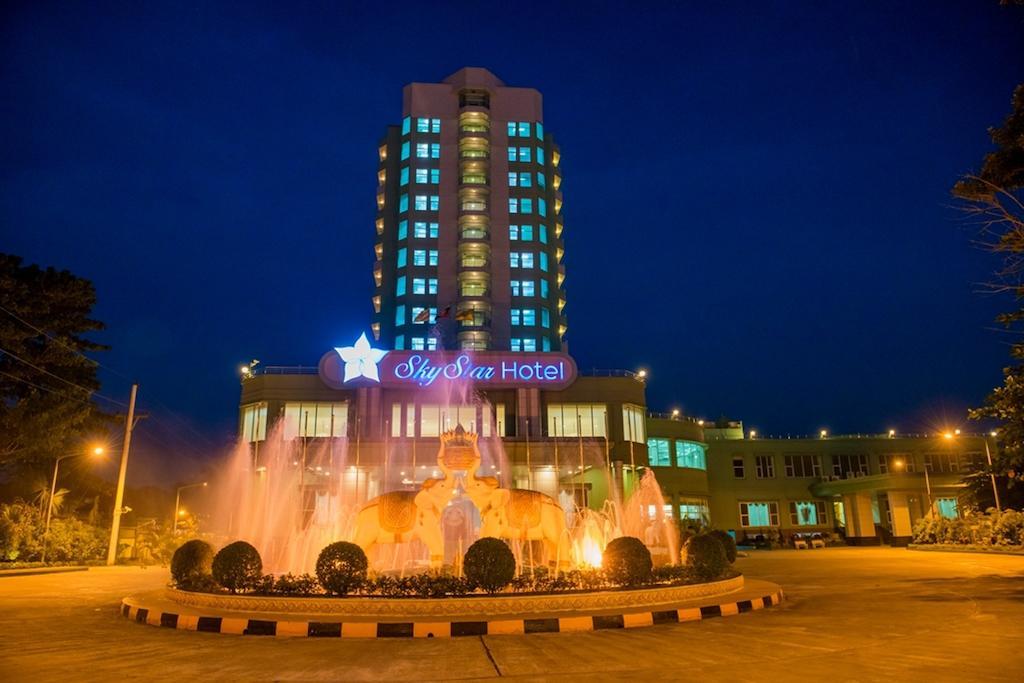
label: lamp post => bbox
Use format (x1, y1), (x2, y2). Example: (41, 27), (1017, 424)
(106, 383), (140, 566)
(984, 431), (1001, 512)
(42, 446), (104, 562)
(173, 482), (208, 533)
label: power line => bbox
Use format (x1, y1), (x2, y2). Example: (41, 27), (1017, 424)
(0, 346), (128, 408)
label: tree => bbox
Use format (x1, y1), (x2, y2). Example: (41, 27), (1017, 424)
(954, 84), (1024, 508)
(0, 254), (109, 465)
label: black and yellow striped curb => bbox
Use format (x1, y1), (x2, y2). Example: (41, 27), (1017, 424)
(120, 588), (783, 637)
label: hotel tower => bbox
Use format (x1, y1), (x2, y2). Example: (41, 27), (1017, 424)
(372, 68), (566, 353)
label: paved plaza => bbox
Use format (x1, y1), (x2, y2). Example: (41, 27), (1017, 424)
(1, 547), (1022, 681)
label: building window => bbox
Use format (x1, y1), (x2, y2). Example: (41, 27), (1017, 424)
(411, 306), (437, 324)
(510, 280), (535, 297)
(510, 252), (534, 269)
(399, 194), (409, 213)
(396, 275), (406, 297)
(397, 220), (408, 240)
(541, 308), (550, 328)
(832, 454), (869, 478)
(547, 403), (608, 437)
(416, 143), (429, 159)
(622, 404), (646, 444)
(520, 225), (534, 241)
(509, 225), (519, 240)
(647, 438), (671, 466)
(412, 278), (426, 295)
(542, 337), (551, 351)
(510, 309), (520, 326)
(402, 117), (411, 135)
(537, 147), (545, 165)
(431, 143), (440, 159)
(394, 334), (404, 350)
(412, 250), (438, 267)
(282, 402), (348, 439)
(523, 338), (537, 351)
(536, 121), (544, 140)
(511, 308), (536, 326)
(508, 146), (532, 163)
(413, 221), (439, 238)
(537, 172), (546, 188)
(508, 171), (532, 187)
(400, 167), (409, 186)
(538, 198), (547, 217)
(732, 456), (745, 478)
(540, 279), (549, 297)
(679, 499), (709, 523)
(397, 248), (407, 268)
(401, 141), (410, 160)
(415, 168), (428, 184)
(539, 225), (548, 244)
(676, 441), (706, 470)
(240, 402), (268, 442)
(784, 454), (822, 478)
(395, 305), (405, 326)
(739, 502), (779, 528)
(539, 252), (548, 272)
(518, 122), (531, 137)
(879, 454), (914, 474)
(789, 501), (828, 526)
(416, 117), (441, 133)
(520, 198), (533, 214)
(410, 337), (438, 351)
(936, 498), (959, 519)
(509, 198), (519, 214)
(755, 455), (775, 479)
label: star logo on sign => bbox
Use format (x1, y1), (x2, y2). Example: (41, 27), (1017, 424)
(336, 333), (388, 383)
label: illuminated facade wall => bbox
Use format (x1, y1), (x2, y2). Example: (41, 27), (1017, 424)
(372, 68), (566, 353)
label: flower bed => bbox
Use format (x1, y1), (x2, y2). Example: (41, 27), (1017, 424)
(911, 509), (1024, 547)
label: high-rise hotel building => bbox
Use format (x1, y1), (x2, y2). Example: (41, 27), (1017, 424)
(372, 68), (566, 353)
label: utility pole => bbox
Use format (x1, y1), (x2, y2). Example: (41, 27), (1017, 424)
(984, 436), (1002, 512)
(106, 383), (138, 565)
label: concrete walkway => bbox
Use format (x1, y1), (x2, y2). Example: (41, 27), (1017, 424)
(0, 549), (1022, 681)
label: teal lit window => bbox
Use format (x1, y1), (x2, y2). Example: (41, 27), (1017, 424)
(520, 224), (534, 240)
(509, 171), (532, 187)
(401, 142), (410, 160)
(523, 338), (537, 351)
(520, 198), (533, 214)
(509, 225), (520, 240)
(675, 441), (706, 470)
(540, 279), (548, 297)
(539, 252), (548, 272)
(539, 225), (548, 244)
(432, 118), (440, 133)
(522, 280), (535, 296)
(537, 172), (545, 188)
(395, 305), (405, 326)
(396, 276), (407, 297)
(430, 143), (440, 159)
(398, 220), (408, 240)
(507, 147), (517, 161)
(739, 502), (779, 527)
(397, 248), (407, 268)
(415, 168), (428, 184)
(936, 498), (958, 519)
(429, 195), (439, 211)
(429, 250), (438, 266)
(536, 122), (543, 140)
(413, 222), (438, 238)
(511, 337), (522, 351)
(395, 334), (404, 350)
(522, 309), (536, 326)
(511, 309), (521, 326)
(411, 336), (425, 350)
(518, 122), (531, 137)
(413, 249), (426, 266)
(509, 198), (519, 214)
(416, 117), (430, 133)
(507, 121), (517, 137)
(519, 147), (532, 162)
(416, 143), (429, 158)
(537, 147), (545, 165)
(402, 117), (411, 135)
(511, 280), (521, 296)
(412, 278), (426, 295)
(647, 438), (671, 466)
(541, 308), (550, 328)
(522, 252), (535, 269)
(510, 253), (520, 268)
(400, 167), (409, 186)
(399, 194), (409, 213)
(428, 278), (437, 294)
(510, 252), (535, 269)
(789, 501), (827, 526)
(538, 198), (547, 217)
(415, 195), (428, 211)
(430, 169), (440, 184)
(542, 337), (551, 351)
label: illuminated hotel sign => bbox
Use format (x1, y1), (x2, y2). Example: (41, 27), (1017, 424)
(319, 334), (577, 390)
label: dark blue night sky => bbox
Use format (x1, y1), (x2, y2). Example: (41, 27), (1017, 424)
(2, 2), (1022, 480)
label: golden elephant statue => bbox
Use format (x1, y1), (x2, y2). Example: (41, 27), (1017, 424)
(351, 473), (455, 569)
(464, 469), (572, 568)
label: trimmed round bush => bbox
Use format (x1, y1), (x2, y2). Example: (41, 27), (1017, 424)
(686, 533), (728, 581)
(170, 539), (214, 589)
(211, 541), (263, 593)
(706, 529), (737, 563)
(603, 536), (653, 586)
(316, 541), (368, 595)
(464, 537), (515, 593)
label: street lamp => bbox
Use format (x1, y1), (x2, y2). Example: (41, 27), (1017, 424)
(819, 429), (828, 439)
(173, 482), (208, 533)
(671, 409), (680, 419)
(892, 456), (932, 519)
(636, 369), (647, 381)
(42, 446), (104, 562)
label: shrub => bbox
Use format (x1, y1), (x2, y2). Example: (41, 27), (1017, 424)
(316, 541), (368, 595)
(706, 529), (737, 563)
(464, 537), (516, 593)
(602, 536), (653, 587)
(212, 541), (263, 593)
(170, 539), (214, 589)
(274, 573), (321, 596)
(652, 564), (689, 583)
(686, 533), (728, 581)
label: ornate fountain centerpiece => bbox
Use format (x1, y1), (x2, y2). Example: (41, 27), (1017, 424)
(438, 424), (480, 471)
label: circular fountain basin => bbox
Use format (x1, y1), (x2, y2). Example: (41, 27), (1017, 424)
(121, 575), (784, 637)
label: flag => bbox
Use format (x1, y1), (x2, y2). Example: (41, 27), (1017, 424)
(414, 308), (431, 323)
(455, 308), (475, 322)
(437, 306), (451, 319)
